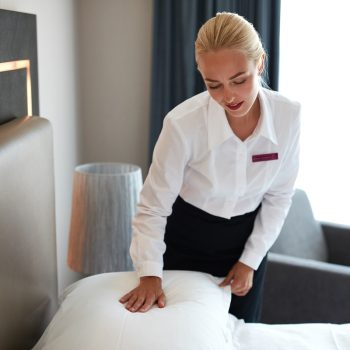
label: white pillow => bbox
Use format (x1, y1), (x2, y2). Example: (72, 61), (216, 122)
(33, 270), (235, 350)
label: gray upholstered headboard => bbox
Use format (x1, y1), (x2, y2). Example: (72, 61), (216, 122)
(0, 116), (58, 350)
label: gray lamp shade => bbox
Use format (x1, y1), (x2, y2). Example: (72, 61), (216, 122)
(67, 162), (142, 274)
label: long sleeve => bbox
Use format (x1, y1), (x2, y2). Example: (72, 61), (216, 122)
(130, 116), (190, 278)
(129, 89), (301, 275)
(239, 106), (301, 270)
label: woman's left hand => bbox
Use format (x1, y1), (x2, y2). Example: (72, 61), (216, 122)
(219, 261), (254, 296)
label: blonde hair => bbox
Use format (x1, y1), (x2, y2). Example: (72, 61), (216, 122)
(195, 12), (265, 66)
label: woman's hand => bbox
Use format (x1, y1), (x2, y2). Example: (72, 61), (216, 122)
(119, 276), (166, 312)
(219, 261), (254, 296)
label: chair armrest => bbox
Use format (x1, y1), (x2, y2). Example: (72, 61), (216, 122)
(261, 252), (350, 324)
(322, 222), (350, 266)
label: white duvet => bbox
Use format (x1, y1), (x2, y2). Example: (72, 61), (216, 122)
(33, 271), (350, 350)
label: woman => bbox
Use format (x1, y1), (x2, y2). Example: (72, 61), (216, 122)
(119, 12), (300, 322)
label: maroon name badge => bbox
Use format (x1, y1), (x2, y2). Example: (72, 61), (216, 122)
(252, 153), (278, 162)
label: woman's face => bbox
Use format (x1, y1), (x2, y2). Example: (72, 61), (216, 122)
(197, 49), (262, 120)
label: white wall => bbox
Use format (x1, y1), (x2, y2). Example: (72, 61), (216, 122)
(76, 0), (153, 176)
(0, 0), (81, 294)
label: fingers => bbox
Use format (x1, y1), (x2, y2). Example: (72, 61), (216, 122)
(140, 294), (157, 312)
(119, 291), (132, 304)
(126, 293), (164, 312)
(125, 294), (140, 312)
(219, 273), (252, 295)
(219, 270), (235, 287)
(124, 291), (152, 312)
(219, 261), (254, 296)
(119, 287), (166, 313)
(157, 292), (166, 308)
(231, 279), (252, 296)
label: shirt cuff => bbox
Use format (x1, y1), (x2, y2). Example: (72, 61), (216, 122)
(239, 250), (265, 271)
(136, 261), (163, 279)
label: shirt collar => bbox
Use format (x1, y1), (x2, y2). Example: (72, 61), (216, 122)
(207, 88), (278, 150)
(207, 96), (233, 150)
(257, 88), (278, 145)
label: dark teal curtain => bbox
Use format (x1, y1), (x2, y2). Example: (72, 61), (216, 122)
(149, 0), (281, 159)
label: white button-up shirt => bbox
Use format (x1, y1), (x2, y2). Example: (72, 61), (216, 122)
(131, 87), (301, 278)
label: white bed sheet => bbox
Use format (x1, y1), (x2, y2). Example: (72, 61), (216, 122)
(33, 271), (350, 350)
(232, 318), (350, 350)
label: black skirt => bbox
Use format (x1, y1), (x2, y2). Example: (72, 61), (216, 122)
(163, 196), (261, 277)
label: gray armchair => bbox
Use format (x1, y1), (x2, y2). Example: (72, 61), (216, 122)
(261, 189), (350, 324)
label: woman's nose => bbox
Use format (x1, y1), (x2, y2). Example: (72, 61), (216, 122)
(223, 87), (235, 104)
(225, 96), (235, 104)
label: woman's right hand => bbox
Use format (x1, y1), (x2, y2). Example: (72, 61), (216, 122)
(119, 276), (166, 312)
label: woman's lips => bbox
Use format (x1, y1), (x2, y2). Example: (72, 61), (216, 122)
(226, 101), (243, 111)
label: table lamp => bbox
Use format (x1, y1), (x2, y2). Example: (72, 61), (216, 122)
(67, 162), (142, 274)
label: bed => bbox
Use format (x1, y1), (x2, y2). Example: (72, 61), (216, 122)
(1, 116), (350, 350)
